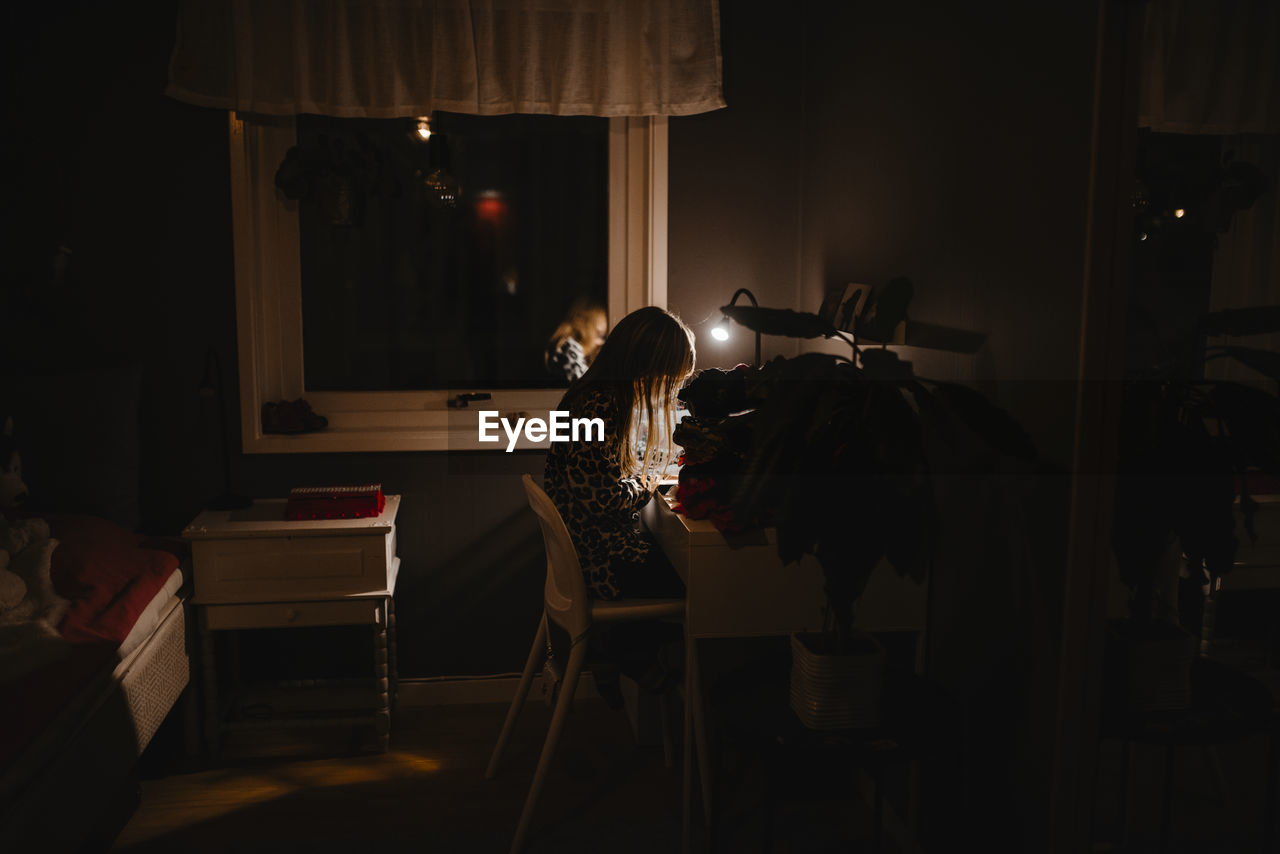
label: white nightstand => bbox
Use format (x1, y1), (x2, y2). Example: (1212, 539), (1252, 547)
(183, 495), (401, 755)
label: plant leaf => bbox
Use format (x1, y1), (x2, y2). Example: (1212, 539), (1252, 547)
(859, 348), (915, 382)
(925, 381), (1038, 461)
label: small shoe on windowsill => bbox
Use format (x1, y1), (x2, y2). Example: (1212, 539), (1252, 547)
(261, 398), (329, 434)
(290, 398), (328, 431)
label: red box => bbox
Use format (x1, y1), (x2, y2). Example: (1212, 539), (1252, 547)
(285, 484), (386, 520)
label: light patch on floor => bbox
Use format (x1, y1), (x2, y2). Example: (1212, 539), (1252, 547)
(116, 752), (444, 846)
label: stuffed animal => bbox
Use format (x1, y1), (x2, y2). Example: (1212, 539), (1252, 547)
(0, 416), (49, 610)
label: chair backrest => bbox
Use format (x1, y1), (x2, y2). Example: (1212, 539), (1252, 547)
(522, 474), (592, 640)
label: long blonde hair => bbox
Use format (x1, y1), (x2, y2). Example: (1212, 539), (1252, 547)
(564, 306), (695, 481)
(546, 298), (608, 368)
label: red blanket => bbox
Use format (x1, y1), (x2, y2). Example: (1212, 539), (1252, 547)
(1, 514), (182, 773)
(47, 514), (181, 645)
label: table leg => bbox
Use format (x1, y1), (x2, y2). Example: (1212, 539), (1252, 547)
(689, 640), (712, 830)
(387, 596), (399, 710)
(683, 638), (695, 854)
(374, 600), (391, 752)
(182, 605), (202, 760)
(199, 608), (219, 760)
(680, 632), (714, 854)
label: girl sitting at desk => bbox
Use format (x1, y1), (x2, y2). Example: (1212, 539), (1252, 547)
(544, 305), (692, 600)
(544, 306), (693, 696)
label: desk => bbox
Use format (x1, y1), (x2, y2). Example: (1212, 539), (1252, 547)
(642, 492), (928, 851)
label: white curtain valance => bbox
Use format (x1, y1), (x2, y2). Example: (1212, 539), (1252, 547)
(166, 0), (726, 118)
(1139, 0), (1279, 135)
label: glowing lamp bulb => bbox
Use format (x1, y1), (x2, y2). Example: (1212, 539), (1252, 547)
(1174, 208), (1185, 219)
(416, 118), (432, 140)
(711, 325), (730, 342)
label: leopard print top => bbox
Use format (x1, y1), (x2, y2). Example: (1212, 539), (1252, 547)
(544, 388), (652, 600)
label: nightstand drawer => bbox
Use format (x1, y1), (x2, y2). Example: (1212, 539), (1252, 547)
(184, 496), (401, 604)
(203, 598), (384, 630)
(191, 531), (395, 603)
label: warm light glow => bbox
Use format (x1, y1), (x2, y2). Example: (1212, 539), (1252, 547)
(119, 753), (444, 845)
(1174, 208), (1185, 218)
(416, 117), (432, 140)
(711, 325), (730, 342)
(1139, 232), (1148, 241)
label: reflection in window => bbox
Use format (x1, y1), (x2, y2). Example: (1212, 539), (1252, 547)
(284, 112), (608, 391)
(544, 298), (608, 383)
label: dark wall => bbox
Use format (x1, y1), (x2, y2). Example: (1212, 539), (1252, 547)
(669, 2), (1099, 849)
(666, 1), (807, 366)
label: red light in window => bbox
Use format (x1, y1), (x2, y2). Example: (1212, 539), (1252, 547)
(474, 192), (508, 226)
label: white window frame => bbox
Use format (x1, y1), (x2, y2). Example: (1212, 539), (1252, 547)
(229, 112), (668, 453)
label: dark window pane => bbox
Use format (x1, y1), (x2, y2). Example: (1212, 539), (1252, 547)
(293, 112), (608, 391)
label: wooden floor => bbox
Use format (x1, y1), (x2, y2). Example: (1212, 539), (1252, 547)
(108, 679), (1280, 853)
(112, 699), (877, 854)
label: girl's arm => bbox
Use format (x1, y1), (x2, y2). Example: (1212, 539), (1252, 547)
(566, 392), (654, 515)
(564, 436), (653, 516)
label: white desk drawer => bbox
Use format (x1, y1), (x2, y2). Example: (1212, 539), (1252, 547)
(191, 531), (395, 603)
(203, 598), (385, 630)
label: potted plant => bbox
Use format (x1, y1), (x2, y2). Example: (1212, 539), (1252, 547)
(675, 279), (1036, 728)
(1109, 305), (1280, 711)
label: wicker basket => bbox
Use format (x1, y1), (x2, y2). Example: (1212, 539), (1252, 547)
(789, 631), (885, 730)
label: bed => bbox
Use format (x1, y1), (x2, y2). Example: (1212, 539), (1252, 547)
(0, 513), (192, 850)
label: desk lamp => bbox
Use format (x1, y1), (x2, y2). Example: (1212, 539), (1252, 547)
(710, 287), (761, 367)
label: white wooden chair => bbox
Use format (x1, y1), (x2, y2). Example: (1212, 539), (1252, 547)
(485, 474), (685, 854)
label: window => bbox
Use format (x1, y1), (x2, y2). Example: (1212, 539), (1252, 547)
(229, 113), (668, 452)
(294, 112), (609, 391)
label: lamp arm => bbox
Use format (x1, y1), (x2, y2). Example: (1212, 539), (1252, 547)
(725, 288), (761, 364)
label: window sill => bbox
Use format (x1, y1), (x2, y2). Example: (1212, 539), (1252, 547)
(244, 426), (550, 454)
(242, 389), (566, 453)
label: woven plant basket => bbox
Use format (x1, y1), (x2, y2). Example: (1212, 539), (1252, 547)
(789, 631), (885, 730)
